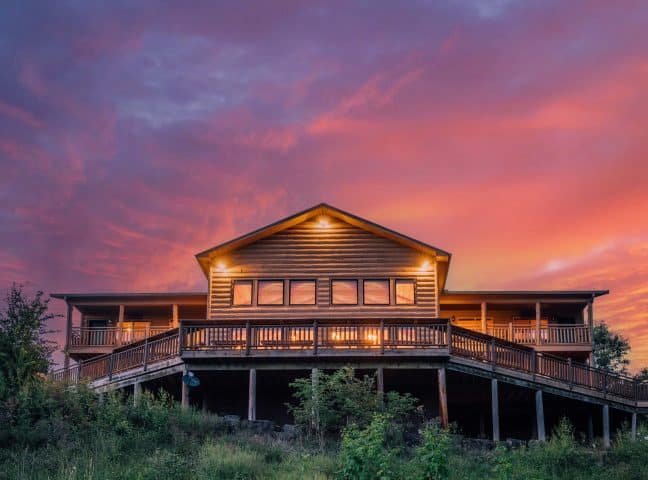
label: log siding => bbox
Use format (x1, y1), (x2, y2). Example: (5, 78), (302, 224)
(209, 216), (438, 320)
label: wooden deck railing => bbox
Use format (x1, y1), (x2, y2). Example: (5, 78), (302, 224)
(70, 326), (173, 348)
(50, 319), (648, 406)
(486, 324), (590, 345)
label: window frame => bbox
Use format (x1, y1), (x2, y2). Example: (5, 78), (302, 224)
(330, 279), (359, 306)
(257, 279), (285, 306)
(231, 279), (254, 307)
(289, 279), (317, 306)
(394, 278), (417, 305)
(362, 279), (391, 306)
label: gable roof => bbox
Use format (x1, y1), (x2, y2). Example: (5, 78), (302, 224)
(195, 203), (452, 286)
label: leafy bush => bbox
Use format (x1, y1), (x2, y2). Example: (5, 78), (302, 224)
(411, 422), (451, 480)
(288, 366), (419, 448)
(337, 413), (401, 480)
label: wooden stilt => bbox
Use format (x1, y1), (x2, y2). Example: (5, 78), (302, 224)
(134, 381), (142, 406)
(631, 412), (637, 442)
(377, 367), (384, 396)
(491, 379), (500, 442)
(248, 368), (257, 421)
(438, 367), (448, 429)
(181, 380), (189, 409)
(603, 404), (610, 448)
(535, 390), (546, 441)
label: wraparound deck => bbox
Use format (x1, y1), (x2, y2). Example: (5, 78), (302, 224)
(51, 319), (648, 410)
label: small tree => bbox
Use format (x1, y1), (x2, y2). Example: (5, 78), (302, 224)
(0, 284), (58, 400)
(635, 368), (648, 382)
(592, 322), (630, 374)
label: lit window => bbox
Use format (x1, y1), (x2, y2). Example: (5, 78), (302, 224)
(331, 280), (358, 305)
(258, 280), (284, 305)
(290, 280), (316, 305)
(363, 280), (390, 305)
(395, 279), (415, 305)
(232, 280), (252, 306)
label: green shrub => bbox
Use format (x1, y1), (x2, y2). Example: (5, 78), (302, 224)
(411, 422), (451, 480)
(337, 413), (401, 480)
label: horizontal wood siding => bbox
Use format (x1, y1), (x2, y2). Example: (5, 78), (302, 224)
(209, 217), (438, 320)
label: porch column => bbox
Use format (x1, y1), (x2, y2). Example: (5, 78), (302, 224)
(491, 379), (500, 442)
(312, 368), (319, 430)
(172, 304), (179, 328)
(631, 412), (637, 441)
(248, 368), (257, 421)
(587, 298), (594, 364)
(63, 301), (73, 370)
(535, 302), (541, 346)
(535, 390), (546, 441)
(438, 367), (448, 429)
(117, 304), (125, 346)
(181, 366), (189, 409)
(133, 381), (142, 406)
(376, 367), (384, 396)
(481, 302), (487, 334)
(602, 404), (610, 448)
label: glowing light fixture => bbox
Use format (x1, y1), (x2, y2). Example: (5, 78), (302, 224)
(216, 261), (226, 272)
(318, 216), (330, 228)
(420, 259), (432, 272)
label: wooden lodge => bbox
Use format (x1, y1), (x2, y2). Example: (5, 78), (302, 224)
(51, 203), (647, 443)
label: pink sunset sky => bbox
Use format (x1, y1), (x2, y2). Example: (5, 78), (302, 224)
(1, 1), (647, 370)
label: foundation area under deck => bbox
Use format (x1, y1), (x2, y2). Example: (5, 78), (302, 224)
(122, 364), (637, 444)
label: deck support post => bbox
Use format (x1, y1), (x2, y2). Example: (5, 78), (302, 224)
(481, 302), (487, 334)
(117, 304), (125, 346)
(491, 379), (500, 442)
(181, 366), (189, 409)
(172, 304), (179, 328)
(248, 368), (257, 421)
(535, 390), (546, 441)
(311, 368), (319, 430)
(377, 367), (384, 396)
(587, 298), (594, 360)
(602, 404), (610, 448)
(631, 412), (637, 441)
(535, 302), (541, 346)
(64, 301), (73, 370)
(438, 367), (448, 429)
(133, 381), (142, 406)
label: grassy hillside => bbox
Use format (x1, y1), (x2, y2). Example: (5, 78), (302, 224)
(1, 380), (647, 480)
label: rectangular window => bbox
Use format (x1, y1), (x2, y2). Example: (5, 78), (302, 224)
(363, 279), (390, 305)
(232, 280), (253, 306)
(290, 280), (316, 305)
(258, 280), (284, 305)
(331, 279), (358, 305)
(395, 279), (415, 305)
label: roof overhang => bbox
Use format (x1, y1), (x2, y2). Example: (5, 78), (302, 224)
(440, 289), (609, 305)
(51, 292), (207, 307)
(194, 202), (452, 286)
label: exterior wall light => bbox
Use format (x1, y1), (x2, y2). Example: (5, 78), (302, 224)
(420, 260), (432, 272)
(318, 216), (330, 228)
(216, 261), (227, 272)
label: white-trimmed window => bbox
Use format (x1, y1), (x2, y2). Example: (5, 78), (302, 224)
(363, 280), (390, 305)
(258, 280), (284, 305)
(290, 280), (316, 305)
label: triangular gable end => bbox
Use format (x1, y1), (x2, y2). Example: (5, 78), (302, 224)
(195, 203), (452, 288)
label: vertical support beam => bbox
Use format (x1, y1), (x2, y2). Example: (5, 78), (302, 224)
(248, 368), (257, 421)
(491, 379), (500, 442)
(535, 301), (541, 346)
(631, 412), (637, 442)
(602, 404), (610, 448)
(438, 367), (448, 429)
(181, 381), (189, 409)
(535, 390), (546, 441)
(133, 381), (142, 406)
(481, 301), (487, 334)
(376, 367), (384, 396)
(311, 368), (319, 430)
(587, 298), (594, 364)
(117, 304), (125, 346)
(64, 301), (73, 370)
(172, 304), (179, 328)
